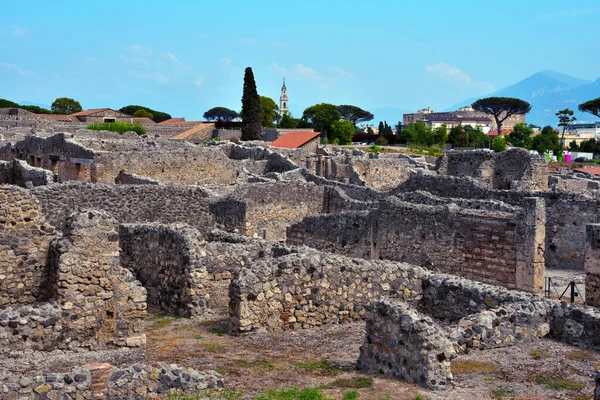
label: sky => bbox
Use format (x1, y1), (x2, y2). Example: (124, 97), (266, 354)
(1, 0), (599, 121)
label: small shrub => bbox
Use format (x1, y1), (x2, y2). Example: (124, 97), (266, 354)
(529, 348), (551, 359)
(368, 144), (381, 153)
(534, 376), (585, 391)
(451, 360), (500, 375)
(194, 334), (204, 339)
(329, 377), (373, 389)
(343, 391), (359, 400)
(375, 136), (388, 146)
(491, 387), (516, 399)
(492, 136), (507, 152)
(87, 121), (146, 135)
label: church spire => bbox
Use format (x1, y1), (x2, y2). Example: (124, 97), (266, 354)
(282, 77), (286, 90)
(279, 77), (289, 116)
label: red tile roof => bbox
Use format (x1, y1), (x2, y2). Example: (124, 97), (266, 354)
(575, 168), (600, 175)
(70, 108), (111, 117)
(158, 118), (186, 125)
(487, 129), (512, 137)
(37, 114), (78, 122)
(132, 117), (156, 125)
(270, 131), (321, 149)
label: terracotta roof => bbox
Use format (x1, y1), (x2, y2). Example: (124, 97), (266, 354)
(158, 118), (186, 125)
(132, 117), (156, 125)
(70, 108), (111, 117)
(270, 131), (321, 149)
(37, 114), (79, 122)
(575, 168), (600, 175)
(487, 129), (512, 137)
(171, 123), (215, 140)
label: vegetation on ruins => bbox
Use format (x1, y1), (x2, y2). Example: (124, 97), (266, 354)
(402, 121), (447, 148)
(491, 136), (507, 152)
(0, 98), (19, 108)
(330, 119), (354, 145)
(337, 105), (374, 126)
(51, 97), (83, 114)
(260, 96), (279, 128)
(506, 122), (533, 149)
(119, 105), (172, 123)
(302, 103), (340, 142)
(578, 97), (600, 119)
(203, 107), (239, 122)
(532, 126), (561, 155)
(471, 97), (532, 137)
(87, 120), (146, 135)
(241, 67), (262, 140)
(133, 109), (153, 119)
(447, 125), (490, 148)
(556, 108), (577, 146)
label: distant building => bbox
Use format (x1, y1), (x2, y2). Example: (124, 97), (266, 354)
(279, 78), (289, 116)
(403, 106), (525, 132)
(564, 122), (600, 141)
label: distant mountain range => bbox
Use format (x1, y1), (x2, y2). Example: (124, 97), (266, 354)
(446, 70), (600, 127)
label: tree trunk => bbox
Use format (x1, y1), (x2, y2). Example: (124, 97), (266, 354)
(495, 116), (503, 138)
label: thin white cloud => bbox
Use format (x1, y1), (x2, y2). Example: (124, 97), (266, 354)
(425, 62), (472, 83)
(127, 44), (153, 55)
(295, 64), (320, 81)
(0, 62), (34, 76)
(194, 76), (205, 87)
(11, 25), (29, 38)
(162, 52), (191, 71)
(269, 62), (354, 91)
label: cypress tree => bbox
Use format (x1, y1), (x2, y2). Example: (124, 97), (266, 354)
(241, 67), (262, 140)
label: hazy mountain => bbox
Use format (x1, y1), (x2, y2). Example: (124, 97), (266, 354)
(370, 107), (412, 126)
(446, 70), (599, 127)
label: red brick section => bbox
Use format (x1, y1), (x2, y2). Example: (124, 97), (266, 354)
(85, 362), (112, 399)
(455, 214), (517, 288)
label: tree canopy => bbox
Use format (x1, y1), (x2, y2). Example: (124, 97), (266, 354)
(119, 105), (172, 123)
(555, 108), (576, 146)
(336, 105), (374, 126)
(448, 125), (469, 147)
(241, 67), (262, 140)
(471, 97), (531, 137)
(302, 103), (340, 140)
(506, 122), (533, 149)
(492, 136), (507, 152)
(203, 107), (239, 122)
(133, 109), (153, 119)
(51, 97), (82, 114)
(259, 96), (279, 128)
(330, 119), (354, 145)
(0, 98), (19, 108)
(532, 126), (561, 155)
(578, 98), (600, 119)
(278, 112), (297, 129)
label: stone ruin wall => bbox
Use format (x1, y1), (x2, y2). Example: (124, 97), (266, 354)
(0, 186), (56, 307)
(119, 224), (210, 317)
(585, 224), (600, 307)
(287, 196), (546, 293)
(350, 156), (413, 190)
(30, 182), (215, 232)
(395, 172), (599, 270)
(229, 250), (428, 331)
(0, 159), (55, 187)
(1, 362), (223, 400)
(436, 148), (548, 192)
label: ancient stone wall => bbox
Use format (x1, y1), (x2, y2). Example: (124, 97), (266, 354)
(550, 302), (600, 349)
(0, 186), (56, 307)
(49, 211), (146, 349)
(0, 362), (223, 400)
(119, 224), (209, 317)
(0, 159), (55, 187)
(287, 197), (545, 292)
(585, 224), (600, 307)
(114, 170), (159, 185)
(436, 148), (548, 191)
(30, 182), (215, 232)
(351, 156), (412, 190)
(229, 250), (428, 331)
(358, 300), (456, 390)
(395, 172), (598, 270)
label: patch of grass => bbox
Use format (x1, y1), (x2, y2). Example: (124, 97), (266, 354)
(254, 386), (332, 400)
(451, 360), (500, 375)
(200, 343), (225, 353)
(566, 350), (596, 361)
(239, 359), (275, 371)
(484, 377), (495, 381)
(210, 326), (228, 336)
(194, 334), (204, 339)
(343, 391), (359, 400)
(491, 387), (516, 399)
(150, 317), (177, 330)
(329, 377), (373, 389)
(529, 348), (551, 359)
(295, 361), (352, 375)
(534, 376), (585, 391)
(174, 324), (195, 331)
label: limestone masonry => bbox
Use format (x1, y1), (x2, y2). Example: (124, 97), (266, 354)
(0, 127), (599, 396)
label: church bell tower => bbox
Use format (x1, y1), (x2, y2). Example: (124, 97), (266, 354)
(279, 78), (289, 116)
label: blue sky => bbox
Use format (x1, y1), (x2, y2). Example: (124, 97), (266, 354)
(1, 0), (599, 121)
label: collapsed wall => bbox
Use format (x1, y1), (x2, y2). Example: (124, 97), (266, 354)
(288, 195), (546, 293)
(0, 159), (55, 187)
